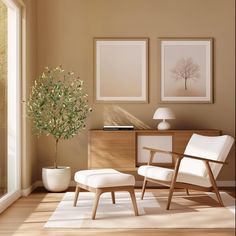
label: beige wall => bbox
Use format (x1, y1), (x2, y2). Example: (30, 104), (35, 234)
(34, 0), (234, 182)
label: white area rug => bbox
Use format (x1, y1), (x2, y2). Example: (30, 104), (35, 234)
(44, 191), (235, 229)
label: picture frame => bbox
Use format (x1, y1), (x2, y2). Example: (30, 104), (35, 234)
(94, 38), (149, 103)
(160, 37), (213, 103)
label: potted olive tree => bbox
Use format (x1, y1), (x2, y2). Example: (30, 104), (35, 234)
(28, 66), (91, 192)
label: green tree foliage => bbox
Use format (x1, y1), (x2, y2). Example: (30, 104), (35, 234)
(27, 66), (92, 168)
(0, 1), (7, 122)
(0, 1), (7, 193)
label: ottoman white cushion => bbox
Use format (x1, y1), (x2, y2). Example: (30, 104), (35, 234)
(74, 168), (135, 188)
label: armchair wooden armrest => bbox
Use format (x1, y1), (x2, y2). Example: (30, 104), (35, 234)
(143, 146), (228, 165)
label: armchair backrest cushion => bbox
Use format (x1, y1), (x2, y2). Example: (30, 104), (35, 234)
(179, 134), (234, 178)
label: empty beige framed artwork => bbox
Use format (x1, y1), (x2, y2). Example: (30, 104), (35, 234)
(94, 38), (149, 102)
(160, 38), (213, 103)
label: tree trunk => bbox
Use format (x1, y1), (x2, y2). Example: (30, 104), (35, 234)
(184, 78), (187, 90)
(54, 139), (59, 168)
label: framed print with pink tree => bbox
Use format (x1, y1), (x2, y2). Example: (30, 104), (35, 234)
(160, 38), (213, 103)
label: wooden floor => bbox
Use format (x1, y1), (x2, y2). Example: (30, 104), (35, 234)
(0, 188), (234, 236)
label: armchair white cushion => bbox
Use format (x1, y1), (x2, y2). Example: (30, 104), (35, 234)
(180, 134), (234, 178)
(138, 165), (212, 187)
(138, 133), (234, 209)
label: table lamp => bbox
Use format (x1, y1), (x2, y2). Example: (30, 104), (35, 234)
(153, 107), (175, 130)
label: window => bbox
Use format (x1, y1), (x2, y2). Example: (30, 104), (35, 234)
(0, 0), (21, 213)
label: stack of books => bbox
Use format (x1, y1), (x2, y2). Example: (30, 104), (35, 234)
(103, 125), (134, 131)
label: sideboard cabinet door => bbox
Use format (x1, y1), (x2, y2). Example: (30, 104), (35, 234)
(88, 131), (136, 170)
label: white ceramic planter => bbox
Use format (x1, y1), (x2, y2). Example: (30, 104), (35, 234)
(42, 166), (71, 192)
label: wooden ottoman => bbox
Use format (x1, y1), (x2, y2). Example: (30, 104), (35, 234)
(73, 168), (139, 219)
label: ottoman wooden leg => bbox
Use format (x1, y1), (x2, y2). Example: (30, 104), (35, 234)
(73, 184), (80, 207)
(92, 189), (102, 220)
(128, 188), (139, 216)
(111, 191), (116, 204)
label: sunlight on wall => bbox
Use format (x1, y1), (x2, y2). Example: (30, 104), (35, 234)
(103, 105), (151, 129)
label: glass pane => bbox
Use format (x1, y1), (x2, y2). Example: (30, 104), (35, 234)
(0, 0), (8, 198)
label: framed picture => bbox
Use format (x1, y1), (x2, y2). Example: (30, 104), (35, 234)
(94, 38), (149, 103)
(160, 38), (213, 103)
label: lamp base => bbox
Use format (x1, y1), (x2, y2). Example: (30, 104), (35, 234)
(157, 121), (171, 130)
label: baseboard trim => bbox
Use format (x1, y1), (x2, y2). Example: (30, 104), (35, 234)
(31, 180), (235, 191)
(216, 181), (236, 187)
(21, 181), (41, 196)
(21, 180), (77, 195)
(135, 180), (235, 187)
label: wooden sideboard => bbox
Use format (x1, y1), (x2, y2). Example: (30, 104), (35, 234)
(88, 129), (221, 171)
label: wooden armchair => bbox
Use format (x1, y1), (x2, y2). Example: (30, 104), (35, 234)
(138, 134), (234, 210)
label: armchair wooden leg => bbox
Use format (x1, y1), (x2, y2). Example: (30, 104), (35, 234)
(166, 186), (175, 210)
(205, 161), (224, 207)
(167, 157), (181, 210)
(73, 184), (80, 207)
(128, 188), (139, 216)
(111, 191), (116, 204)
(213, 187), (224, 207)
(141, 178), (147, 200)
(186, 189), (190, 195)
(92, 189), (102, 220)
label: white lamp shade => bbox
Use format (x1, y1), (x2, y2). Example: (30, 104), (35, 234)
(153, 107), (175, 120)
